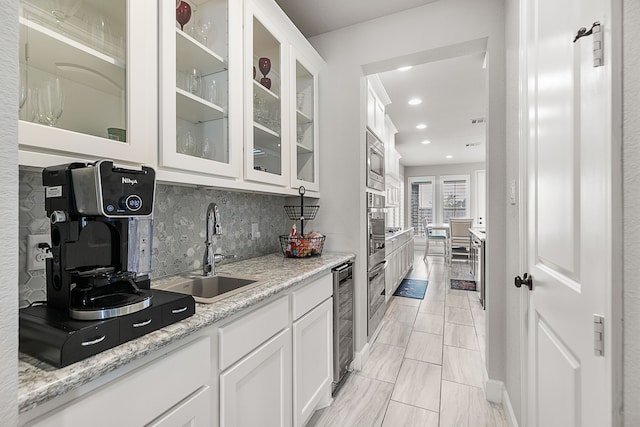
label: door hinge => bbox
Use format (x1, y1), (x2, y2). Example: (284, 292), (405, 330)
(573, 21), (603, 67)
(594, 314), (604, 356)
(592, 22), (603, 67)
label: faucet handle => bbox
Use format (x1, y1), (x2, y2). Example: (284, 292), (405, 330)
(213, 204), (222, 235)
(213, 253), (236, 264)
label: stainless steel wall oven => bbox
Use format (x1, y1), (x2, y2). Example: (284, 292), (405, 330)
(367, 192), (386, 338)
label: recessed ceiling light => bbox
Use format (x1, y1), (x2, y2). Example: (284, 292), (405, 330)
(421, 140), (431, 145)
(445, 155), (453, 159)
(397, 66), (412, 72)
(416, 123), (427, 130)
(408, 98), (422, 106)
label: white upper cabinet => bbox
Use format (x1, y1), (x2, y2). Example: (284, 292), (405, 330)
(18, 0), (157, 167)
(244, 0), (323, 192)
(244, 0), (289, 187)
(159, 0), (242, 178)
(290, 47), (320, 192)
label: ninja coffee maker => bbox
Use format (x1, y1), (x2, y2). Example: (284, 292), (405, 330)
(19, 160), (195, 367)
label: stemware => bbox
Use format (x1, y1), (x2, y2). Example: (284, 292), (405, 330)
(187, 68), (201, 97)
(197, 19), (213, 46)
(19, 67), (28, 112)
(91, 15), (112, 54)
(38, 77), (64, 127)
(206, 78), (217, 104)
(258, 57), (271, 89)
(176, 1), (192, 31)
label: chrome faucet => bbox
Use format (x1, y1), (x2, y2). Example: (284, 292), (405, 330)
(203, 202), (235, 276)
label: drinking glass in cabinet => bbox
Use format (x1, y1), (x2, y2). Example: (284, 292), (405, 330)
(19, 0), (128, 140)
(38, 77), (64, 127)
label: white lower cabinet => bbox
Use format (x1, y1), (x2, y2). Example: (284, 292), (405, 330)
(21, 272), (338, 427)
(385, 230), (415, 301)
(148, 386), (211, 427)
(23, 337), (211, 427)
(293, 298), (333, 427)
(220, 329), (292, 427)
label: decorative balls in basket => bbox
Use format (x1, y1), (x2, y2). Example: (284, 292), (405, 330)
(279, 234), (325, 258)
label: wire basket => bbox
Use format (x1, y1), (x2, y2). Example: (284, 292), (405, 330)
(283, 205), (320, 221)
(279, 235), (325, 258)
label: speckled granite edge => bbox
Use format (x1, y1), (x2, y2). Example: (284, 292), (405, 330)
(18, 252), (355, 413)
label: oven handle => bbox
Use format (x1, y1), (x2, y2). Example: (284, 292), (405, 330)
(368, 260), (388, 279)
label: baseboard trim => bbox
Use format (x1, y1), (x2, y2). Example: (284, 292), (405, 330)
(485, 379), (519, 427)
(352, 341), (370, 371)
(485, 379), (504, 403)
(502, 387), (519, 427)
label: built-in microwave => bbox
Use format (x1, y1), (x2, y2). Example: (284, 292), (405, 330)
(366, 129), (385, 191)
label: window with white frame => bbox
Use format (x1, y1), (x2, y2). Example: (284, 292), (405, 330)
(409, 176), (435, 237)
(441, 175), (470, 221)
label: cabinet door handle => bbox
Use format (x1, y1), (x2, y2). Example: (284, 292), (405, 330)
(172, 306), (188, 314)
(132, 319), (152, 328)
(81, 335), (106, 347)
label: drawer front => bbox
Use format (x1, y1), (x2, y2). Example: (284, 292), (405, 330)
(219, 295), (289, 371)
(62, 321), (120, 367)
(291, 274), (332, 320)
(160, 294), (196, 326)
(120, 305), (162, 342)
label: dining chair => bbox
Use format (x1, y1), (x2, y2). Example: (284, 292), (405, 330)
(448, 218), (473, 263)
(422, 218), (449, 262)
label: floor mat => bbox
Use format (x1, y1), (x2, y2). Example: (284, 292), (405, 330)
(393, 279), (429, 299)
(450, 278), (477, 291)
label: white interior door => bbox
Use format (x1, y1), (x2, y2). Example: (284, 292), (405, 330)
(522, 0), (614, 426)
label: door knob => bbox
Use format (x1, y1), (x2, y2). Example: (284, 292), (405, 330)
(514, 273), (533, 291)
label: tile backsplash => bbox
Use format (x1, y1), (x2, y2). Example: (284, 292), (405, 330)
(18, 169), (290, 308)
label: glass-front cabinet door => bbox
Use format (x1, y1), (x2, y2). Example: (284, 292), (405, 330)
(291, 51), (318, 192)
(244, 3), (289, 186)
(18, 0), (156, 165)
(159, 0), (241, 178)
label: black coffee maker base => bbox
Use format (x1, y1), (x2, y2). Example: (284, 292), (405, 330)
(19, 289), (195, 368)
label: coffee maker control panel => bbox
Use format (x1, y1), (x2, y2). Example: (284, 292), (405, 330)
(71, 160), (155, 218)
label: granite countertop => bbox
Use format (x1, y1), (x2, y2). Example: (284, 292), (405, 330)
(18, 251), (355, 413)
(469, 227), (486, 241)
(385, 227), (414, 240)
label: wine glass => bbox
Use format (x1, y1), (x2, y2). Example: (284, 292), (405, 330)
(91, 15), (112, 54)
(187, 68), (201, 97)
(176, 1), (192, 31)
(18, 67), (27, 112)
(197, 19), (213, 46)
(258, 57), (271, 89)
(38, 77), (64, 127)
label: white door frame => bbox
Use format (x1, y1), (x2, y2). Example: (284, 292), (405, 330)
(516, 0), (624, 425)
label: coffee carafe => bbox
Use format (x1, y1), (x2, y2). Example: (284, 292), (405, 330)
(42, 160), (156, 320)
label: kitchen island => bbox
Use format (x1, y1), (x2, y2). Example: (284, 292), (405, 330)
(18, 251), (354, 423)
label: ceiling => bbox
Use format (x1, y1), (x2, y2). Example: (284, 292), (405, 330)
(377, 53), (487, 167)
(273, 0), (439, 38)
(274, 0), (487, 167)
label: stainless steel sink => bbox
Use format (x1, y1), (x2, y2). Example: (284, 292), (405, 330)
(156, 274), (262, 304)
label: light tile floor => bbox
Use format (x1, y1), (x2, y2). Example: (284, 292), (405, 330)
(307, 253), (507, 427)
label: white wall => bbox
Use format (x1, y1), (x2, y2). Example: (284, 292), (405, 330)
(624, 0), (640, 424)
(404, 162), (486, 227)
(309, 0), (507, 377)
(0, 1), (20, 424)
(503, 0), (523, 421)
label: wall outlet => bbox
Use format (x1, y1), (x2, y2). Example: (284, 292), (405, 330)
(27, 234), (52, 271)
(250, 223), (261, 240)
